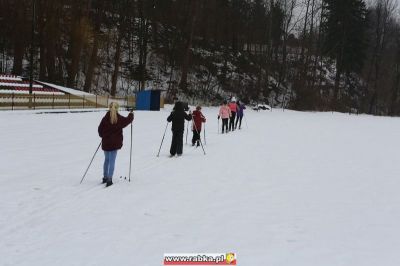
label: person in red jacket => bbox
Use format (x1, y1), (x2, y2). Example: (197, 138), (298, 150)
(191, 105), (206, 146)
(228, 97), (237, 132)
(98, 102), (134, 187)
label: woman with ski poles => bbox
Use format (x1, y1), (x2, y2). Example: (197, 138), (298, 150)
(98, 102), (134, 187)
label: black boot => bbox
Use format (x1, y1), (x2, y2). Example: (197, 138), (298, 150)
(102, 177), (107, 184)
(106, 179), (113, 187)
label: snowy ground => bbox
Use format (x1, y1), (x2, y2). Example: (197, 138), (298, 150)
(1, 106), (400, 266)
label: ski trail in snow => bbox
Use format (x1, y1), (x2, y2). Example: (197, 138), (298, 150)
(0, 144), (196, 241)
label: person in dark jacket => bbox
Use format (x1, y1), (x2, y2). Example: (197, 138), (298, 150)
(167, 101), (192, 156)
(235, 100), (246, 129)
(191, 105), (206, 147)
(98, 102), (134, 186)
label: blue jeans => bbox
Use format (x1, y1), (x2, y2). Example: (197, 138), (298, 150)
(103, 150), (118, 180)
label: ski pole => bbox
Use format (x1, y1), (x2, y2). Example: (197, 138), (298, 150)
(185, 120), (189, 144)
(203, 122), (206, 145)
(128, 122), (133, 182)
(217, 118), (220, 134)
(80, 141), (102, 184)
(157, 122), (169, 157)
(120, 116), (134, 181)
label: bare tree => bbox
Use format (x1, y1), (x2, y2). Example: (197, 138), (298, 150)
(366, 0), (397, 114)
(178, 0), (198, 93)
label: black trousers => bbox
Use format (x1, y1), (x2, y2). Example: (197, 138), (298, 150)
(229, 112), (236, 131)
(222, 118), (229, 133)
(192, 130), (201, 145)
(235, 115), (243, 129)
(170, 130), (184, 155)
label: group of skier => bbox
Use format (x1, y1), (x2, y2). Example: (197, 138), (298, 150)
(97, 98), (245, 187)
(218, 97), (246, 134)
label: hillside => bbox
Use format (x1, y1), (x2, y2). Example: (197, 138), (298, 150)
(2, 0), (399, 115)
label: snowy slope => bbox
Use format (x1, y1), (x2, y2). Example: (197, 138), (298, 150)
(1, 107), (400, 266)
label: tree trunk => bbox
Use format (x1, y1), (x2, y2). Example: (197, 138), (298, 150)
(111, 32), (122, 96)
(300, 0), (311, 64)
(66, 1), (87, 88)
(389, 61), (400, 115)
(179, 0), (197, 92)
(46, 19), (56, 81)
(333, 58), (342, 108)
(83, 2), (102, 93)
(140, 20), (149, 91)
(12, 41), (24, 75)
(36, 0), (47, 80)
(83, 33), (99, 93)
(12, 5), (26, 75)
(67, 20), (84, 87)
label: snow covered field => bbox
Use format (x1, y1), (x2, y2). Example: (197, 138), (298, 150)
(1, 106), (400, 266)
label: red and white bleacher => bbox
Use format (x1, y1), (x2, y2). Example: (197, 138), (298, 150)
(0, 75), (64, 95)
(0, 75), (22, 82)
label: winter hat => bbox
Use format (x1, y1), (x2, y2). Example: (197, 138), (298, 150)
(231, 97), (237, 102)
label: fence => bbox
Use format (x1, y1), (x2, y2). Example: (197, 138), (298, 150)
(0, 93), (136, 110)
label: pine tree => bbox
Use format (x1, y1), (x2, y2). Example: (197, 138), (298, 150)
(321, 0), (368, 108)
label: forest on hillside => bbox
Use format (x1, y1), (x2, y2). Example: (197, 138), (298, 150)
(1, 0), (400, 115)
